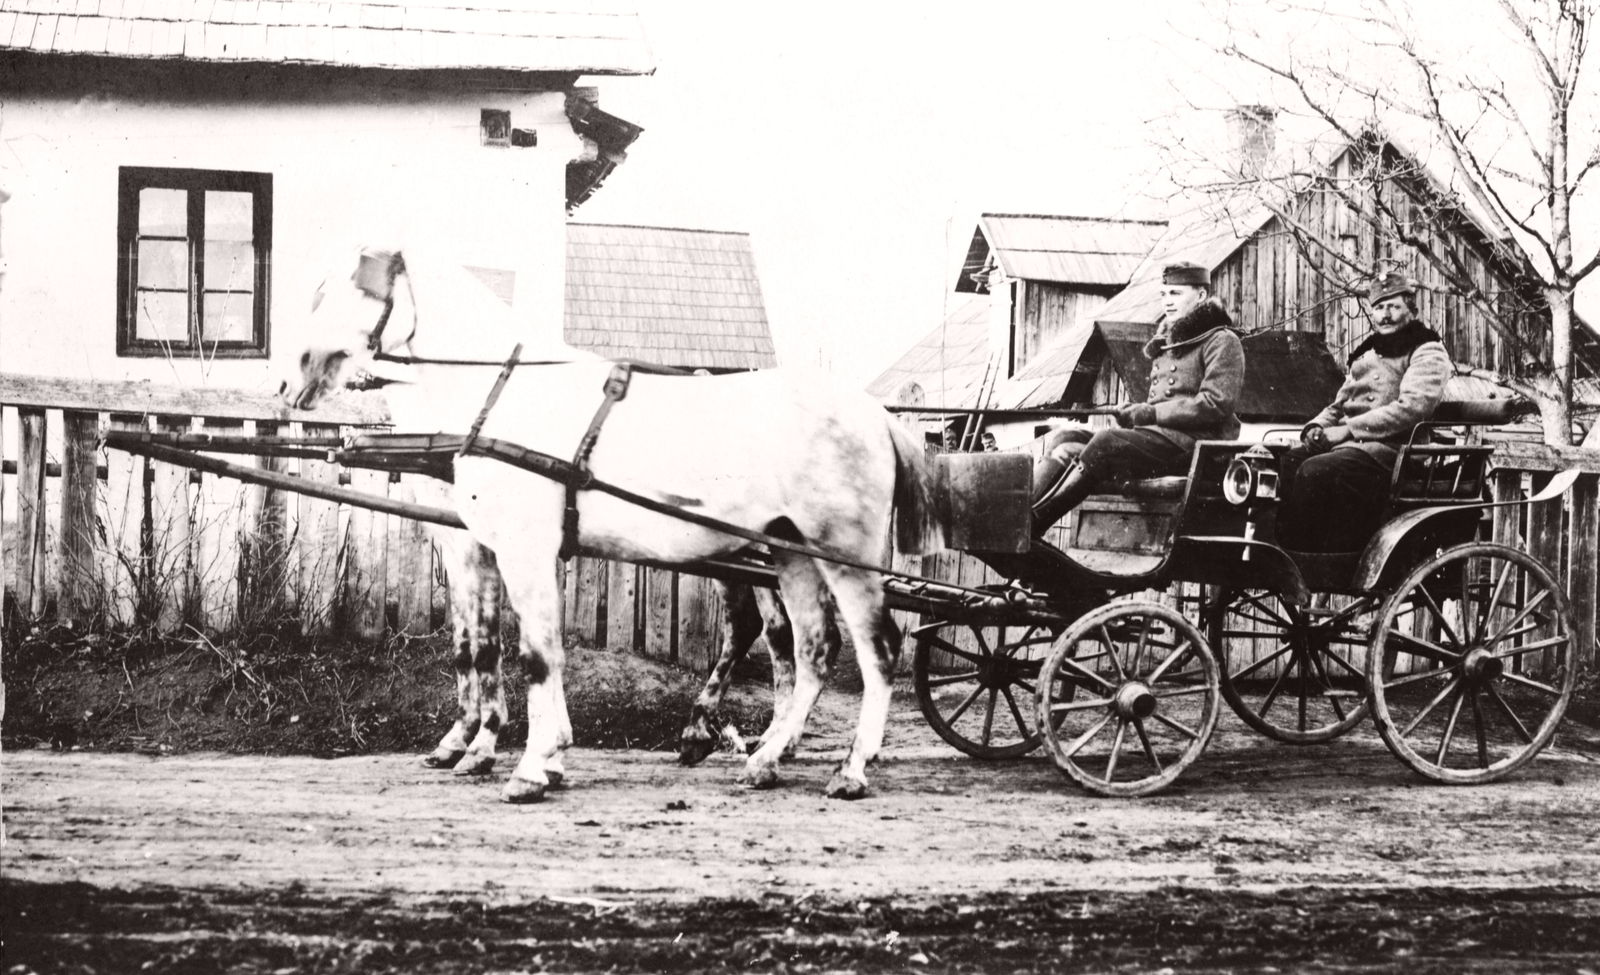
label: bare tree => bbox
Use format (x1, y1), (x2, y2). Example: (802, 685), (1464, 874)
(1165, 0), (1598, 445)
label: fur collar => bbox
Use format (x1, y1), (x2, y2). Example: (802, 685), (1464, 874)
(1144, 299), (1236, 359)
(1347, 320), (1443, 367)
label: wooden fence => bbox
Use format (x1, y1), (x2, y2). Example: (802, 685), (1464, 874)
(0, 374), (735, 671)
(3, 372), (1596, 676)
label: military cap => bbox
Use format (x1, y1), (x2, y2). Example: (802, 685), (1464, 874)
(1369, 271), (1416, 303)
(1162, 262), (1210, 287)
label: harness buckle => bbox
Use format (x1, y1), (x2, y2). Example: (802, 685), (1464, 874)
(603, 362), (633, 401)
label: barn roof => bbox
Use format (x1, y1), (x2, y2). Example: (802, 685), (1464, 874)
(564, 222), (777, 371)
(955, 213), (1167, 293)
(1089, 203), (1269, 327)
(865, 295), (990, 408)
(0, 0), (653, 74)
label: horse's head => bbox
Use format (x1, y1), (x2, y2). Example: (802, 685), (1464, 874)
(282, 248), (411, 411)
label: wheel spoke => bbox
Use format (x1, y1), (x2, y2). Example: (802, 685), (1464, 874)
(1435, 693), (1465, 765)
(1489, 634), (1569, 660)
(1146, 638), (1197, 684)
(999, 684), (1030, 739)
(1049, 695), (1115, 714)
(922, 636), (990, 667)
(1148, 710), (1202, 741)
(1484, 618), (1557, 648)
(1482, 588), (1552, 649)
(1257, 656), (1294, 720)
(1103, 720), (1128, 781)
(1152, 685), (1213, 700)
(1306, 649), (1351, 720)
(1415, 585), (1466, 650)
(945, 684), (985, 725)
(1318, 644), (1366, 679)
(1471, 685), (1490, 768)
(1238, 592), (1293, 627)
(1383, 626), (1460, 665)
(1100, 625), (1130, 680)
(1483, 682), (1535, 745)
(1056, 656), (1117, 694)
(925, 671), (982, 688)
(1399, 675), (1462, 739)
(1133, 719), (1164, 774)
(1473, 559), (1516, 644)
(980, 688), (998, 746)
(1226, 640), (1294, 682)
(1132, 619), (1152, 676)
(1382, 667), (1452, 691)
(1499, 671), (1562, 698)
(1061, 713), (1113, 757)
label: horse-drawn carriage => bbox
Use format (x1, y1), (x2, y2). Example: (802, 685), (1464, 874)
(904, 398), (1576, 796)
(107, 247), (1579, 802)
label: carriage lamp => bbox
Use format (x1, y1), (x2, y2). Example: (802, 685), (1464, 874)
(1222, 443), (1280, 507)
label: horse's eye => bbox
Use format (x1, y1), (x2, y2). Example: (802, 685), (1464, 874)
(300, 351), (310, 369)
(311, 288), (325, 313)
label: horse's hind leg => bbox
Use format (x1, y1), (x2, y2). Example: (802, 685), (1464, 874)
(679, 581), (765, 766)
(498, 555), (571, 804)
(817, 565), (901, 801)
(741, 553), (833, 790)
(753, 586), (841, 758)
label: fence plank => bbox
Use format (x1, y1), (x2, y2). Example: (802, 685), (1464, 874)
(102, 414), (147, 628)
(389, 474), (434, 636)
(1568, 474), (1598, 669)
(297, 422), (343, 636)
(148, 416), (197, 633)
(568, 556), (603, 647)
(15, 408), (47, 616)
(58, 410), (100, 627)
(605, 560), (638, 652)
(244, 420), (291, 629)
(194, 418), (247, 634)
(642, 567), (676, 663)
(346, 467), (389, 641)
(676, 574), (722, 674)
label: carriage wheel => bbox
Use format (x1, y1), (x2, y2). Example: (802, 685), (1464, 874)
(1035, 601), (1220, 797)
(911, 619), (1062, 759)
(1368, 543), (1575, 784)
(1208, 589), (1372, 743)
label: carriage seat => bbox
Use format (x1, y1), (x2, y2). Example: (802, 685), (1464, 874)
(1101, 475), (1188, 500)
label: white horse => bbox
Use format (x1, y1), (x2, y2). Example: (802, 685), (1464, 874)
(284, 246), (936, 802)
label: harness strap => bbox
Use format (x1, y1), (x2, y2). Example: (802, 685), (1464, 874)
(457, 343), (525, 458)
(561, 362), (634, 559)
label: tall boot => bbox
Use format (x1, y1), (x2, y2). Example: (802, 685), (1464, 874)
(1031, 461), (1099, 535)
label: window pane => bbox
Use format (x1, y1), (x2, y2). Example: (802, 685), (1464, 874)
(203, 291), (253, 342)
(138, 238), (189, 290)
(138, 188), (188, 236)
(205, 190), (253, 241)
(134, 291), (188, 342)
(204, 239), (255, 292)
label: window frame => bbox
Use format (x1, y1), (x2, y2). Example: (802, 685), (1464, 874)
(116, 166), (273, 359)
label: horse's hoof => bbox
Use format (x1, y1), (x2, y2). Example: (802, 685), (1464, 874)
(740, 761), (781, 790)
(500, 776), (547, 804)
(824, 771), (869, 801)
(422, 750), (464, 769)
(452, 752), (496, 776)
(544, 769), (565, 789)
(679, 735), (716, 767)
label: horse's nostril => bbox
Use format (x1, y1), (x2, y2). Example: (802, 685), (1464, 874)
(277, 380), (288, 396)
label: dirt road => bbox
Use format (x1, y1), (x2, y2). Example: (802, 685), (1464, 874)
(6, 700), (1600, 972)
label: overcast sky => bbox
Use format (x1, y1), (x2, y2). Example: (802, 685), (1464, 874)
(575, 1), (1197, 386)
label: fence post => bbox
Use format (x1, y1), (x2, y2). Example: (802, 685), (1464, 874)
(15, 408), (50, 618)
(58, 410), (100, 627)
(604, 559), (637, 652)
(243, 420), (290, 629)
(676, 574), (723, 675)
(297, 422), (342, 636)
(101, 414), (148, 628)
(345, 465), (389, 641)
(389, 474), (434, 636)
(1569, 474), (1598, 669)
(193, 417), (247, 634)
(643, 567), (675, 663)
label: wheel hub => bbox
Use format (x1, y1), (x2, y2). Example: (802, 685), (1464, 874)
(1461, 647), (1503, 681)
(1113, 682), (1158, 720)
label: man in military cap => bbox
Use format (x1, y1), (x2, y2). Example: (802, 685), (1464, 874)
(1275, 271), (1452, 552)
(1030, 262), (1245, 533)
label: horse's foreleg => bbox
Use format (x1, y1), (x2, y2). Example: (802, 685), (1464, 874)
(680, 581), (765, 766)
(818, 568), (901, 801)
(741, 553), (832, 790)
(423, 530), (482, 769)
(455, 544), (509, 776)
(751, 586), (806, 757)
(499, 562), (568, 804)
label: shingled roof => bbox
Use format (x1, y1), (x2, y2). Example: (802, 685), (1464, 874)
(564, 223), (778, 371)
(865, 295), (990, 408)
(956, 213), (1167, 293)
(0, 0), (654, 74)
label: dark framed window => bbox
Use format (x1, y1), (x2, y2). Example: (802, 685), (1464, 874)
(117, 167), (272, 358)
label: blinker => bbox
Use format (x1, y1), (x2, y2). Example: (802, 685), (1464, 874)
(353, 250), (397, 301)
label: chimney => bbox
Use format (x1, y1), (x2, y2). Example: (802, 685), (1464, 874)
(1226, 105), (1277, 179)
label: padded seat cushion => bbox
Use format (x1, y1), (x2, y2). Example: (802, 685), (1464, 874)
(1106, 476), (1188, 500)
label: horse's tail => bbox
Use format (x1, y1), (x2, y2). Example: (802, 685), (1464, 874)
(888, 418), (942, 556)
